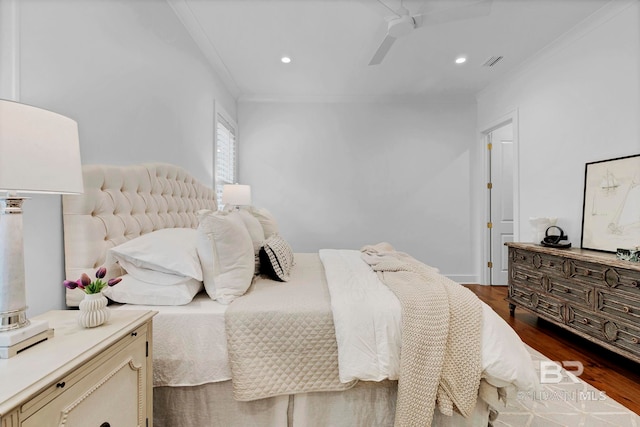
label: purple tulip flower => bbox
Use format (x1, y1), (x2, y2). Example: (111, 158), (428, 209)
(64, 268), (121, 294)
(63, 280), (78, 290)
(80, 273), (92, 288)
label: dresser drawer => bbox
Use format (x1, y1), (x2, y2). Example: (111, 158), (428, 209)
(561, 259), (608, 286)
(21, 324), (148, 427)
(599, 267), (640, 296)
(511, 248), (564, 276)
(608, 322), (640, 358)
(546, 277), (593, 308)
(510, 259), (592, 309)
(596, 290), (640, 325)
(509, 284), (565, 322)
(567, 304), (640, 358)
(566, 304), (604, 337)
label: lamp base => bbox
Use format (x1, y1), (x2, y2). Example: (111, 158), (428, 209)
(0, 319), (51, 358)
(0, 307), (29, 331)
(1, 196), (30, 333)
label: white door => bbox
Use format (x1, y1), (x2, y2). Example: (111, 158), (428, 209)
(488, 124), (514, 285)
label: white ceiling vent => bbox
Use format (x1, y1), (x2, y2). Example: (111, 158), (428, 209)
(483, 56), (504, 67)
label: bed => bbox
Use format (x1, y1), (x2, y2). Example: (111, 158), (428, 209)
(62, 163), (538, 427)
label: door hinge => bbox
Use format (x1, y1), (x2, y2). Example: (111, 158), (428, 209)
(487, 142), (492, 150)
(487, 182), (492, 189)
(146, 341), (149, 357)
(488, 261), (493, 268)
(487, 222), (493, 229)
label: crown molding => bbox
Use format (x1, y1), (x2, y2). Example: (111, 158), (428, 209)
(166, 0), (240, 99)
(238, 93), (476, 104)
(477, 0), (637, 100)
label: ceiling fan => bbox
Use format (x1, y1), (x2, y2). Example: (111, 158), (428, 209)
(368, 0), (493, 66)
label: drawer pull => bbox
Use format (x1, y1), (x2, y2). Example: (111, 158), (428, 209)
(564, 288), (571, 293)
(56, 381), (65, 388)
(631, 281), (639, 288)
(581, 318), (589, 325)
(623, 306), (631, 313)
(100, 423), (111, 427)
(131, 332), (138, 337)
(632, 338), (639, 344)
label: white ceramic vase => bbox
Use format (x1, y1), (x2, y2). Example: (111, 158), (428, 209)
(78, 293), (110, 328)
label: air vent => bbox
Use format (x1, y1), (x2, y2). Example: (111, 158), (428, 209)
(483, 56), (504, 67)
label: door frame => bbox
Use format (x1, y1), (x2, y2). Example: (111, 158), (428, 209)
(479, 109), (520, 285)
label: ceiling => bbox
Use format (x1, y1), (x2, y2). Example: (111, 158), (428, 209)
(170, 0), (613, 100)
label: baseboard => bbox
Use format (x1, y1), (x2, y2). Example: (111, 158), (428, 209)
(446, 274), (480, 284)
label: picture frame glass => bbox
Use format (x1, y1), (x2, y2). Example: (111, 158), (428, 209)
(581, 154), (640, 252)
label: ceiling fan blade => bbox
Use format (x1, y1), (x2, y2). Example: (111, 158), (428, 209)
(414, 0), (492, 28)
(375, 0), (401, 16)
(368, 35), (397, 66)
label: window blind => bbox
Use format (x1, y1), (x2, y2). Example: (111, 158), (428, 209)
(215, 113), (237, 206)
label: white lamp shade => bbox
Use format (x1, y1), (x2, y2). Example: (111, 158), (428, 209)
(222, 184), (251, 206)
(0, 99), (83, 194)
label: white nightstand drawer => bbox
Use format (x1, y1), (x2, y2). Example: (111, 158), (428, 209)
(21, 329), (147, 427)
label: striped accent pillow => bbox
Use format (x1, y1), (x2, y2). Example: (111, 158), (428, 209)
(259, 234), (294, 281)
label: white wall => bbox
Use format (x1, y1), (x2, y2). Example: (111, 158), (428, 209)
(239, 99), (477, 282)
(1, 0), (236, 315)
(476, 1), (640, 251)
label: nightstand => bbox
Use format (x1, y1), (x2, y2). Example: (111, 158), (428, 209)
(0, 309), (156, 427)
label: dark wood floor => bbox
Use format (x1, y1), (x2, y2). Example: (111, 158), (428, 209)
(465, 284), (640, 415)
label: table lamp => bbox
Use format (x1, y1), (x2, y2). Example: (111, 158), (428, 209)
(0, 99), (83, 357)
(222, 184), (251, 210)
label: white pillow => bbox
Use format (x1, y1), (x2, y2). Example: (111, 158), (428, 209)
(103, 274), (203, 306)
(108, 228), (202, 284)
(237, 209), (265, 273)
(249, 206), (279, 238)
(237, 209), (265, 252)
(196, 210), (255, 304)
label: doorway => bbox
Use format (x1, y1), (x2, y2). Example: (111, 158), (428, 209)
(485, 122), (515, 285)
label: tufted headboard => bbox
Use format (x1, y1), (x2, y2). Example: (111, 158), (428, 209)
(62, 163), (217, 307)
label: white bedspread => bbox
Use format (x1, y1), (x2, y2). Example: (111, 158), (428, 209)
(319, 249), (539, 391)
(114, 250), (538, 392)
(115, 293), (232, 386)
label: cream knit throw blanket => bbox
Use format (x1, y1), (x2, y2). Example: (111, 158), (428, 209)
(360, 243), (483, 427)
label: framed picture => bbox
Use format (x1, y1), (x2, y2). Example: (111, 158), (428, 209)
(581, 154), (640, 252)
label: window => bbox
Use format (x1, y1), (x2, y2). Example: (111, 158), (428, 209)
(214, 108), (238, 207)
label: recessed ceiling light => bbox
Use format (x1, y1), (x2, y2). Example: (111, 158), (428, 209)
(455, 56), (467, 64)
(281, 56), (292, 64)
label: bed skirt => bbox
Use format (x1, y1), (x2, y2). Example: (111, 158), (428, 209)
(153, 380), (492, 427)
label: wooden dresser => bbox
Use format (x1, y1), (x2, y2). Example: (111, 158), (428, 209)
(0, 309), (156, 427)
(506, 242), (640, 364)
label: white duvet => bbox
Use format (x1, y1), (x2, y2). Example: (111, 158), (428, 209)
(319, 249), (539, 392)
